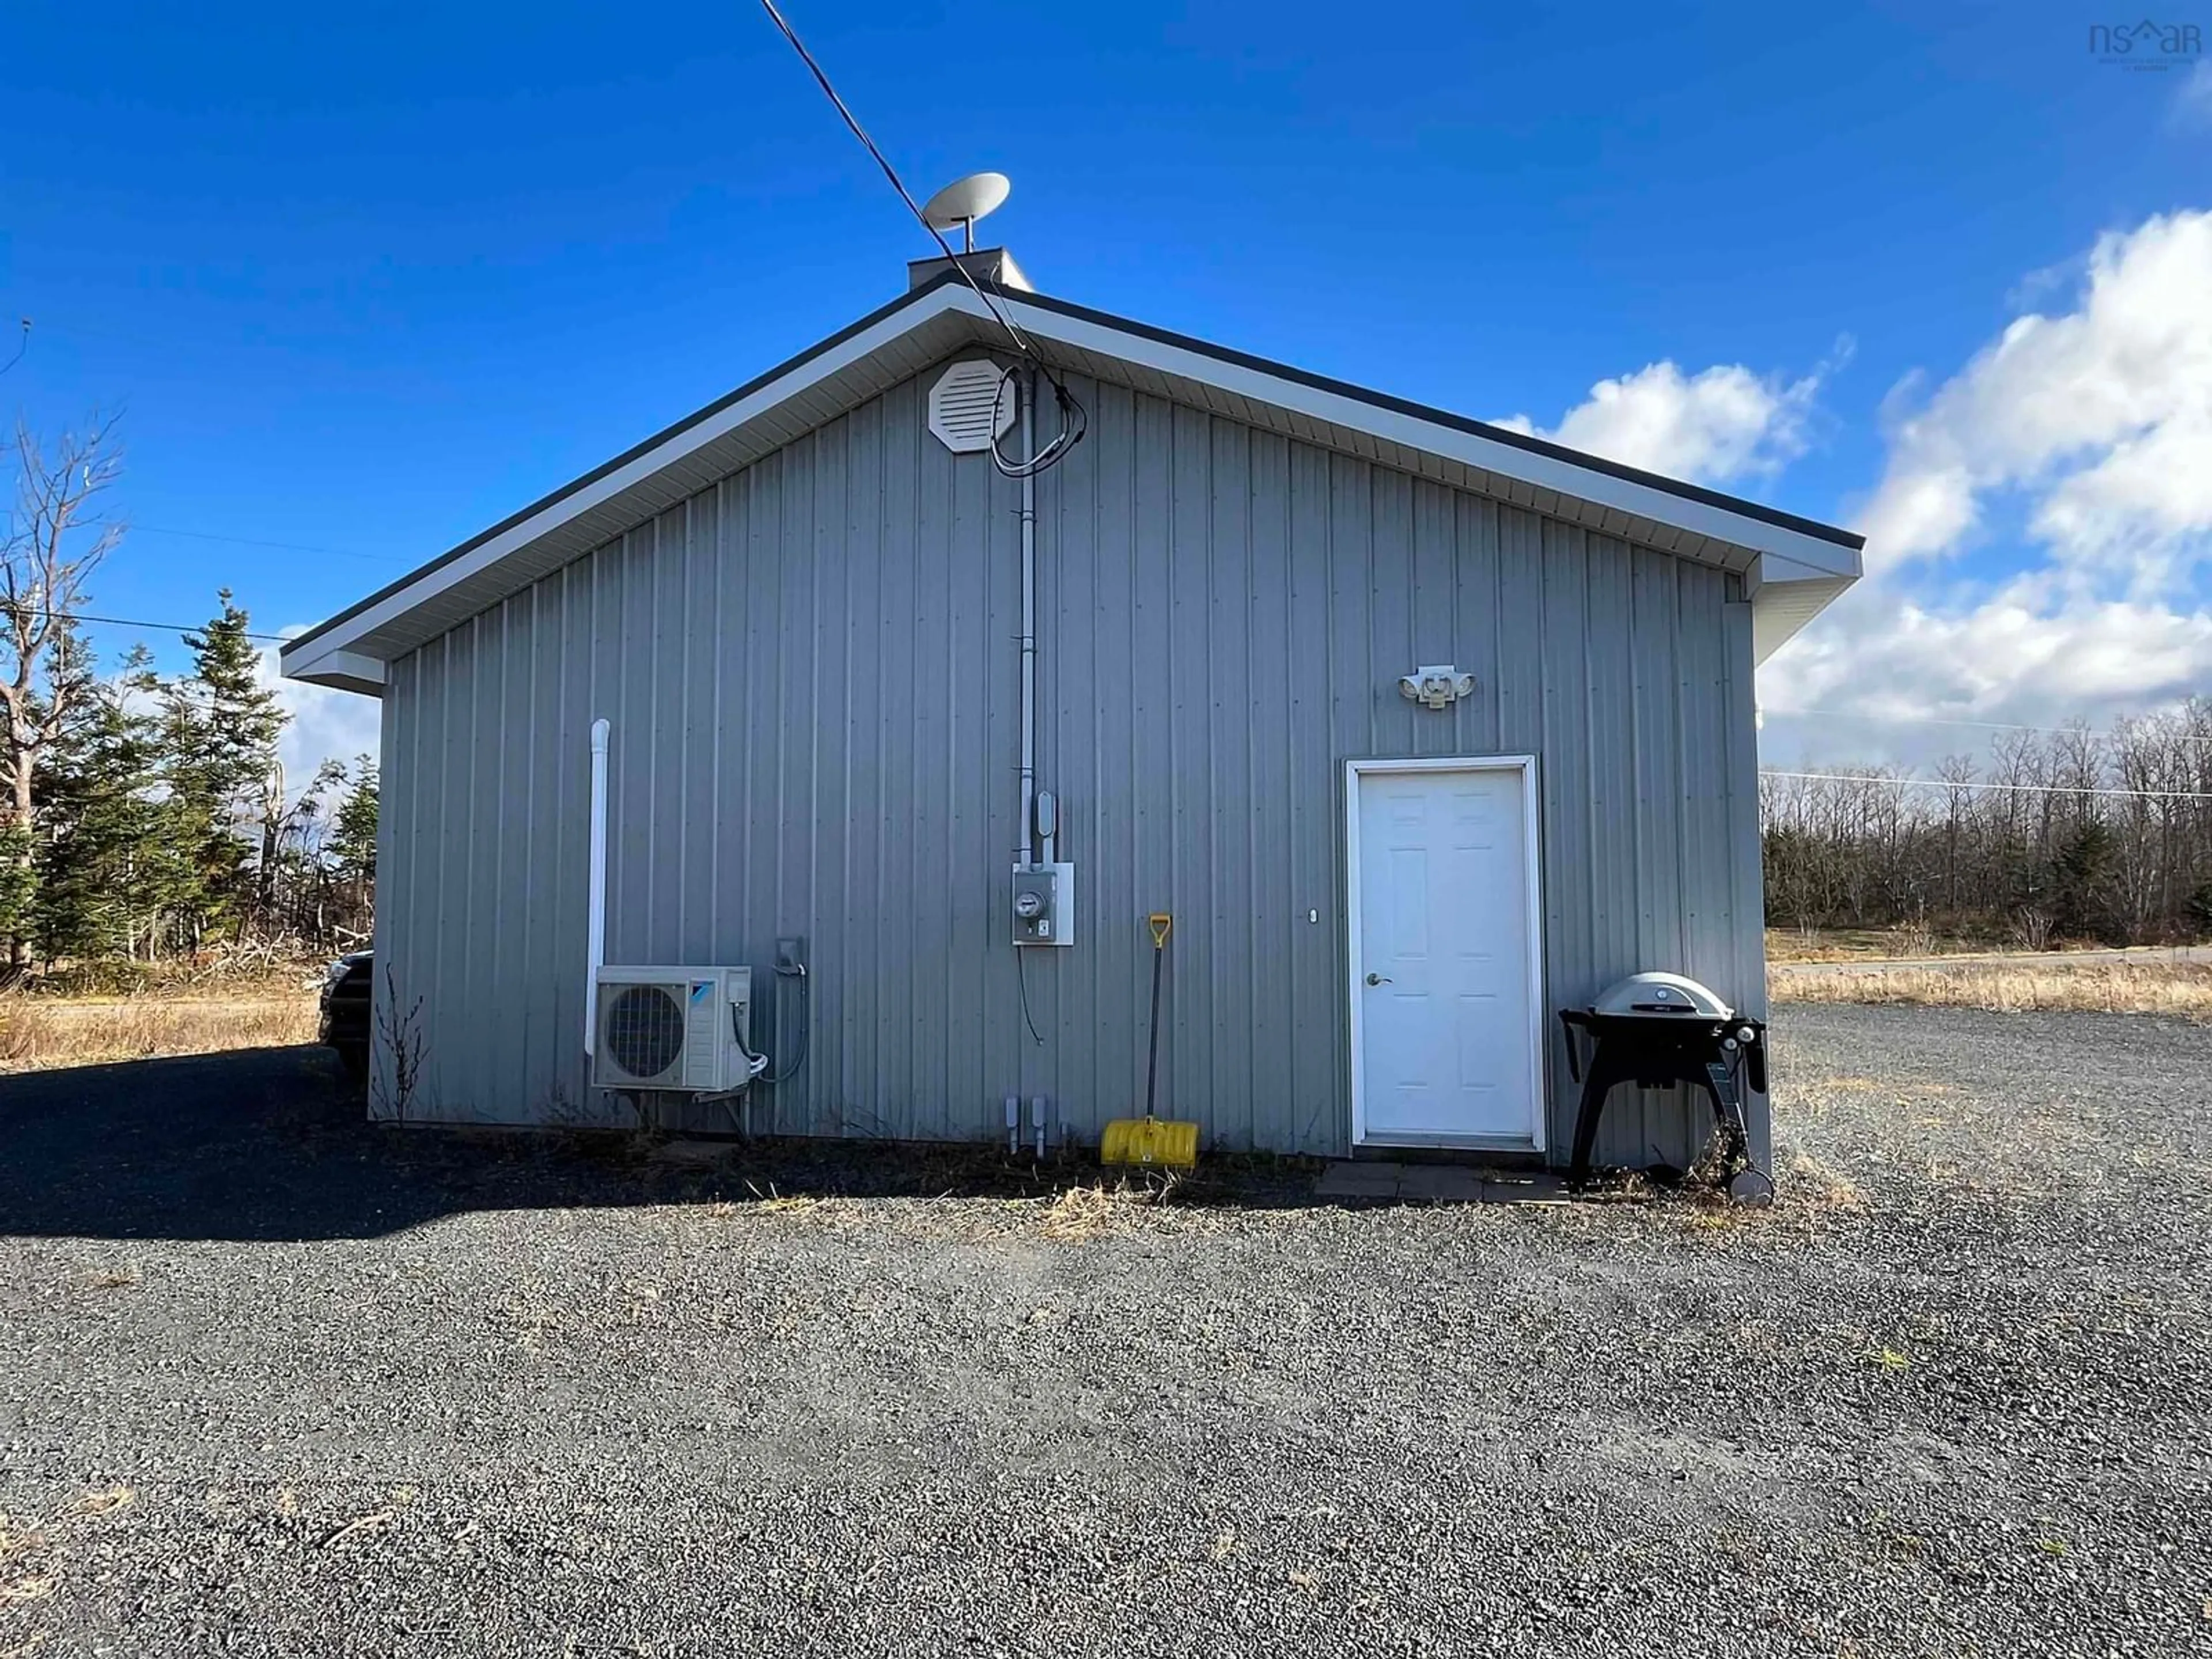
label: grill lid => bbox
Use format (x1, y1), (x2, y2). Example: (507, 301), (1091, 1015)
(1591, 971), (1734, 1020)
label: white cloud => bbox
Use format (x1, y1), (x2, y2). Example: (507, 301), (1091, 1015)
(1858, 463), (1978, 569)
(1758, 585), (2212, 770)
(263, 630), (380, 797)
(1767, 581), (2212, 725)
(1494, 357), (1829, 486)
(2029, 408), (2212, 589)
(1762, 210), (2212, 762)
(1854, 210), (2212, 579)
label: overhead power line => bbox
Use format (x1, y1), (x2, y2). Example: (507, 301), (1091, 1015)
(0, 314), (222, 355)
(5, 605), (288, 643)
(130, 524), (408, 563)
(754, 0), (1085, 477)
(1771, 705), (2212, 748)
(753, 0), (1044, 365)
(1760, 769), (2212, 803)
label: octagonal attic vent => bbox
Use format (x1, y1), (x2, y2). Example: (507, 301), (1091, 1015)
(929, 359), (1016, 454)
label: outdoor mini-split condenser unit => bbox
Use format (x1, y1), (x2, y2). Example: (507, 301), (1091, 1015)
(591, 965), (756, 1093)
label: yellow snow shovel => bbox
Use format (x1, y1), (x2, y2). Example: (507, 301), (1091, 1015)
(1101, 912), (1198, 1171)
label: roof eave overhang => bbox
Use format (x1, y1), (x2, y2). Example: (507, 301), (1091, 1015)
(283, 276), (1862, 691)
(1743, 552), (1859, 665)
(293, 649), (385, 695)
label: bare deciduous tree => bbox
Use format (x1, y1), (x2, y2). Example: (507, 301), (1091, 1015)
(1, 415), (124, 837)
(1763, 703), (2212, 946)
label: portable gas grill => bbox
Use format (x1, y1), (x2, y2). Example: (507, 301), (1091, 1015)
(1558, 972), (1772, 1204)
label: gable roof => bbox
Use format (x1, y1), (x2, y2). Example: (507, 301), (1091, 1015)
(281, 269), (1862, 694)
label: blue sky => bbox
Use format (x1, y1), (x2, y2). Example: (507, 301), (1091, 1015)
(4, 2), (2209, 771)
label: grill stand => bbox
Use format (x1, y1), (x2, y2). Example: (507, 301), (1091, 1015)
(1559, 1010), (1772, 1205)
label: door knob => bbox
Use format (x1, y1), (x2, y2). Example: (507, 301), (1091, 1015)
(1365, 972), (1392, 986)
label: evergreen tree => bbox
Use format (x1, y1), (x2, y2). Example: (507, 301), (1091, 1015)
(31, 647), (180, 961)
(3, 617), (96, 962)
(2051, 817), (2124, 945)
(267, 759), (344, 939)
(331, 753), (379, 895)
(0, 824), (31, 956)
(163, 590), (287, 943)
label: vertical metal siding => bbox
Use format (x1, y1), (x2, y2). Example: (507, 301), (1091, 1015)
(371, 365), (1768, 1168)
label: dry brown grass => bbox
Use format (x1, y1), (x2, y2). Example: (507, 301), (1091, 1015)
(1766, 926), (1990, 964)
(1040, 1185), (1122, 1242)
(0, 984), (316, 1072)
(1772, 961), (2212, 1021)
(0, 1510), (54, 1608)
(0, 1488), (132, 1615)
(1038, 1180), (1173, 1242)
(1781, 1149), (1865, 1210)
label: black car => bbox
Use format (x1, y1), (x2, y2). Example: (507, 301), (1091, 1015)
(319, 950), (373, 1081)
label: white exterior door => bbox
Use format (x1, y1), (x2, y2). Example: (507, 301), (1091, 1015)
(1348, 759), (1543, 1147)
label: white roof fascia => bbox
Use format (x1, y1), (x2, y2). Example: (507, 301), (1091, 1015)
(300, 649), (386, 695)
(964, 286), (1862, 585)
(285, 278), (1863, 691)
(281, 283), (979, 689)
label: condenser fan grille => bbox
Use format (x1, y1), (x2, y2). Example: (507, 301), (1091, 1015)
(605, 984), (685, 1078)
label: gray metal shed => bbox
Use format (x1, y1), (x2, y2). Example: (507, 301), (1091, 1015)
(283, 266), (1861, 1171)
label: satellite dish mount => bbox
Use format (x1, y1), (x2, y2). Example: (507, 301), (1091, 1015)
(921, 171), (1012, 253)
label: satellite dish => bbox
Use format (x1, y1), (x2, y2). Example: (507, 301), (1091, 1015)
(921, 172), (1010, 251)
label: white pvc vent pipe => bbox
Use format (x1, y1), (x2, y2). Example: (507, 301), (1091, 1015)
(584, 717), (610, 1056)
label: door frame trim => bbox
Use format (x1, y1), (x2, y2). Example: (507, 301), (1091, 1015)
(1344, 753), (1547, 1152)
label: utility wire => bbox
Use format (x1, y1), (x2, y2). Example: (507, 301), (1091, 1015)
(752, 0), (1088, 481)
(3, 605), (288, 643)
(1014, 941), (1045, 1046)
(1760, 769), (2212, 803)
(130, 524), (408, 563)
(1771, 706), (2212, 748)
(0, 319), (27, 378)
(754, 0), (1086, 476)
(754, 0), (1047, 363)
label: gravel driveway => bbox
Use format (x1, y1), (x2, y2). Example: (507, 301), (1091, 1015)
(3, 1006), (2208, 1657)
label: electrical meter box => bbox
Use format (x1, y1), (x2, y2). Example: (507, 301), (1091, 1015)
(1012, 862), (1075, 946)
